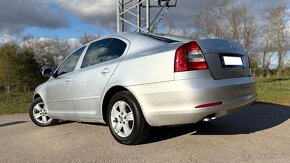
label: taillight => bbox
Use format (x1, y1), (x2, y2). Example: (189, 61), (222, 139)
(174, 41), (208, 72)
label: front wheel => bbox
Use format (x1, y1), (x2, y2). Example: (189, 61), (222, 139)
(29, 97), (58, 127)
(107, 91), (150, 145)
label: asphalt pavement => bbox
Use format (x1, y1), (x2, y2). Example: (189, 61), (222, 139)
(0, 102), (289, 163)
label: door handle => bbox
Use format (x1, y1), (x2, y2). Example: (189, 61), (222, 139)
(101, 68), (111, 75)
(65, 77), (71, 83)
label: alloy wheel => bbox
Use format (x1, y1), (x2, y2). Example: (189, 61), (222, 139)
(32, 102), (52, 124)
(110, 101), (134, 137)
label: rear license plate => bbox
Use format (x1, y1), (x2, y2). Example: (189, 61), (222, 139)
(223, 56), (243, 66)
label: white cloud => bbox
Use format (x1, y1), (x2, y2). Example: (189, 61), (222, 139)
(0, 34), (17, 44)
(51, 0), (116, 28)
(0, 0), (68, 34)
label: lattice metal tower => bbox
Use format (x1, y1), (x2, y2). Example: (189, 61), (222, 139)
(116, 0), (177, 33)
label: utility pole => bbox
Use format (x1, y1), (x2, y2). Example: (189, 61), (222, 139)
(146, 0), (150, 32)
(137, 0), (141, 33)
(116, 0), (177, 33)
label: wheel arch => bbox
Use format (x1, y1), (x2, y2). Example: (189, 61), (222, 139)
(33, 93), (41, 100)
(102, 86), (129, 124)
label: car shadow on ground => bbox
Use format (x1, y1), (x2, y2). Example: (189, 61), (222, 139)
(55, 120), (75, 126)
(79, 122), (107, 126)
(144, 102), (290, 144)
(0, 121), (27, 128)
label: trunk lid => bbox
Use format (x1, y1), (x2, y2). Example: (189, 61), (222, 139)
(197, 39), (251, 80)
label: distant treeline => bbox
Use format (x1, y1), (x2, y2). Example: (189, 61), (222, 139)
(0, 33), (101, 93)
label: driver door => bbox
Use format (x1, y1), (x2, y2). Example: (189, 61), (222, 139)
(46, 46), (85, 116)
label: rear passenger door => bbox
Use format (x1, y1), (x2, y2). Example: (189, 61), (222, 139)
(71, 38), (129, 117)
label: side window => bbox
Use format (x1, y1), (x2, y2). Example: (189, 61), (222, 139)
(56, 46), (85, 77)
(81, 39), (112, 68)
(105, 38), (127, 61)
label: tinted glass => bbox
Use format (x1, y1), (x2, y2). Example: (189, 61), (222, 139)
(56, 46), (85, 76)
(105, 39), (127, 61)
(81, 39), (112, 68)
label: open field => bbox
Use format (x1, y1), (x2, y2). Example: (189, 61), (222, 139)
(0, 77), (289, 114)
(256, 77), (290, 105)
(0, 92), (33, 114)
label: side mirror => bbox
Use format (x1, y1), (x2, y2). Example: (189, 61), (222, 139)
(42, 68), (54, 77)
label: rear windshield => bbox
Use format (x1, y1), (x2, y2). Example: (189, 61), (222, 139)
(142, 34), (179, 43)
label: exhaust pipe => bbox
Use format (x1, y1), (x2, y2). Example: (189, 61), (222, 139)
(203, 118), (211, 122)
(203, 114), (217, 122)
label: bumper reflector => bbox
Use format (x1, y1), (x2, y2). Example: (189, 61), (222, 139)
(195, 102), (222, 108)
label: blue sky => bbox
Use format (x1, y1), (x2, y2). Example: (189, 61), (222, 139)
(20, 2), (112, 39)
(21, 14), (111, 39)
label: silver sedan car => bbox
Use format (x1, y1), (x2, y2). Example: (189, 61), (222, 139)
(29, 33), (256, 145)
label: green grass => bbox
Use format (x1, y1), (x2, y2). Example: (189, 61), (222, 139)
(256, 77), (290, 105)
(0, 92), (33, 114)
(0, 77), (289, 114)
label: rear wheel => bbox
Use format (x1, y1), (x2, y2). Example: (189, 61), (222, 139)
(29, 97), (58, 127)
(107, 91), (150, 145)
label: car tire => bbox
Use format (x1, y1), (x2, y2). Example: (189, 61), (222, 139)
(29, 97), (58, 127)
(107, 91), (150, 145)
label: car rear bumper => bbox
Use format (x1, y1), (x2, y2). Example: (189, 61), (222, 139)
(127, 77), (256, 126)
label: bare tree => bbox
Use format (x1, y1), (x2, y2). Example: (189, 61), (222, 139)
(23, 38), (72, 69)
(193, 0), (230, 39)
(210, 0), (230, 39)
(193, 0), (256, 53)
(229, 6), (241, 41)
(50, 39), (71, 66)
(265, 5), (288, 77)
(238, 5), (257, 53)
(193, 10), (208, 38)
(21, 34), (34, 44)
(80, 33), (102, 45)
(261, 39), (274, 77)
(259, 12), (277, 77)
(165, 21), (176, 35)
